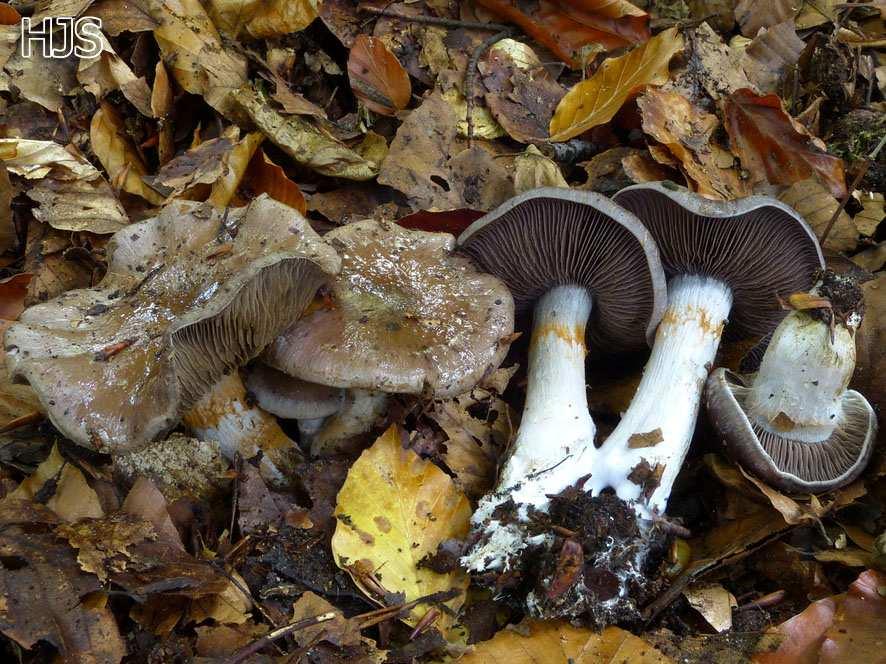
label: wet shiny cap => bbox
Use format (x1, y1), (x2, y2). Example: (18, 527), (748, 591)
(246, 363), (344, 419)
(5, 196), (339, 453)
(457, 187), (667, 351)
(613, 181), (825, 338)
(263, 219), (515, 398)
(706, 368), (877, 493)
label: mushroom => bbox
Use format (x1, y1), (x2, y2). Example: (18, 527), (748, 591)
(263, 218), (515, 455)
(455, 188), (668, 572)
(587, 182), (825, 514)
(706, 271), (877, 493)
(246, 362), (344, 438)
(5, 195), (339, 455)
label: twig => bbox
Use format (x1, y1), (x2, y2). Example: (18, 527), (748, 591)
(819, 133), (886, 246)
(359, 6), (511, 32)
(465, 29), (513, 146)
(223, 612), (337, 664)
(0, 411), (43, 433)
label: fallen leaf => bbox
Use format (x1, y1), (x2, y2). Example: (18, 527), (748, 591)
(0, 527), (126, 663)
(331, 424), (471, 631)
(724, 88), (847, 198)
(734, 0), (797, 38)
(151, 61), (175, 164)
(0, 165), (13, 254)
(778, 179), (859, 253)
(754, 569), (886, 663)
(0, 273), (31, 320)
(0, 138), (102, 180)
(290, 591), (361, 647)
(813, 548), (873, 567)
(348, 35), (411, 116)
(550, 28), (684, 141)
(234, 85), (380, 180)
(853, 191), (884, 236)
(3, 44), (77, 113)
(146, 135), (235, 199)
(207, 131), (265, 208)
(57, 514), (157, 583)
(90, 103), (165, 205)
(666, 23), (752, 103)
(513, 145), (569, 193)
(78, 31), (152, 117)
(27, 176), (129, 234)
(188, 570), (252, 625)
(239, 148), (307, 213)
(476, 0), (651, 66)
(741, 21), (805, 94)
(683, 584), (738, 632)
(459, 620), (673, 663)
(207, 0), (318, 38)
(638, 87), (751, 199)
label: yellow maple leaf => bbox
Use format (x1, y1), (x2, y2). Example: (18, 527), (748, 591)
(549, 27), (684, 142)
(331, 424), (471, 632)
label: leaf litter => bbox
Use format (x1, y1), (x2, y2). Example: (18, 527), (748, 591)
(0, 0), (882, 662)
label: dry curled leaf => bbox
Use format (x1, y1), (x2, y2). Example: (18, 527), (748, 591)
(549, 28), (684, 141)
(778, 179), (858, 252)
(459, 620), (672, 663)
(331, 424), (471, 632)
(348, 35), (411, 116)
(207, 0), (319, 39)
(476, 0), (650, 67)
(724, 88), (847, 198)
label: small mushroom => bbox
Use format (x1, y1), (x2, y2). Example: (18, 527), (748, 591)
(263, 219), (515, 455)
(455, 188), (667, 572)
(5, 195), (339, 453)
(706, 272), (877, 493)
(590, 182), (825, 514)
(246, 362), (344, 438)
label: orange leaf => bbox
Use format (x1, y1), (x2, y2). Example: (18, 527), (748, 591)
(476, 0), (649, 67)
(242, 149), (306, 214)
(0, 3), (20, 24)
(0, 274), (32, 321)
(347, 35), (411, 116)
(724, 89), (847, 199)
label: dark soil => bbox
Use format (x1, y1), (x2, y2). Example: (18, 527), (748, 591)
(811, 268), (864, 326)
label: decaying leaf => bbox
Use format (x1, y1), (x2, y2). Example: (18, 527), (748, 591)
(78, 31), (152, 117)
(331, 424), (471, 631)
(90, 103), (165, 205)
(0, 138), (102, 181)
(550, 28), (684, 141)
(459, 620), (673, 663)
(27, 176), (129, 234)
(475, 0), (651, 66)
(146, 135), (236, 199)
(734, 0), (797, 38)
(238, 148), (307, 214)
(724, 89), (847, 198)
(683, 584), (737, 632)
(854, 191), (884, 236)
(514, 145), (569, 193)
(207, 0), (319, 39)
(666, 23), (752, 103)
(778, 179), (859, 252)
(740, 21), (805, 94)
(638, 87), (751, 199)
(348, 35), (411, 116)
(290, 591), (361, 647)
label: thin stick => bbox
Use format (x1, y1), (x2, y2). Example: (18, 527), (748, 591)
(223, 612), (337, 664)
(819, 133), (886, 246)
(359, 6), (511, 32)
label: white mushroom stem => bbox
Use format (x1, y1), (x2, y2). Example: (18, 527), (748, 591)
(592, 275), (733, 517)
(746, 309), (857, 442)
(310, 389), (389, 457)
(463, 285), (595, 572)
(183, 373), (303, 484)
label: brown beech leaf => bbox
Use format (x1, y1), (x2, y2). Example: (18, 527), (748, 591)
(476, 0), (650, 67)
(240, 149), (307, 214)
(347, 35), (411, 116)
(0, 273), (31, 320)
(741, 21), (805, 94)
(778, 179), (858, 252)
(638, 87), (751, 200)
(734, 0), (797, 38)
(549, 28), (684, 141)
(754, 569), (886, 663)
(459, 620), (672, 662)
(724, 89), (847, 198)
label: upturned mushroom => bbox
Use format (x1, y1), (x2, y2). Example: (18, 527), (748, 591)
(5, 196), (339, 460)
(262, 218), (515, 455)
(455, 188), (668, 573)
(587, 182), (825, 515)
(706, 271), (877, 493)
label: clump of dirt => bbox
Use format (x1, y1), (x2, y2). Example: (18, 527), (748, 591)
(527, 489), (672, 627)
(829, 109), (886, 192)
(812, 269), (864, 326)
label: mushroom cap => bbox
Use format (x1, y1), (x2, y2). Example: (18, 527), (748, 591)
(706, 368), (877, 493)
(246, 363), (344, 420)
(5, 195), (340, 453)
(613, 182), (825, 339)
(264, 219), (514, 397)
(457, 187), (667, 351)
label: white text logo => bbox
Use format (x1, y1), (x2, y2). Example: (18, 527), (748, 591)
(20, 17), (102, 59)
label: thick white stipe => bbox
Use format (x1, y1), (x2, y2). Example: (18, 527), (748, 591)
(591, 275), (733, 516)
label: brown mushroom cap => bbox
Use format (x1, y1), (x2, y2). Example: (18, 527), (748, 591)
(263, 219), (514, 398)
(457, 187), (667, 351)
(706, 368), (877, 493)
(246, 363), (344, 420)
(613, 182), (825, 338)
(5, 195), (339, 453)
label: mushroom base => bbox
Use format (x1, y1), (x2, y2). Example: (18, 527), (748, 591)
(462, 285), (596, 573)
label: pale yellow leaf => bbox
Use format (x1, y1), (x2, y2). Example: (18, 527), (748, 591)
(208, 131), (265, 207)
(90, 103), (165, 205)
(853, 191), (884, 236)
(683, 584), (737, 632)
(779, 179), (858, 253)
(331, 424), (471, 631)
(459, 620), (673, 663)
(514, 145), (568, 193)
(549, 28), (684, 142)
(0, 139), (101, 180)
(207, 0), (318, 39)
